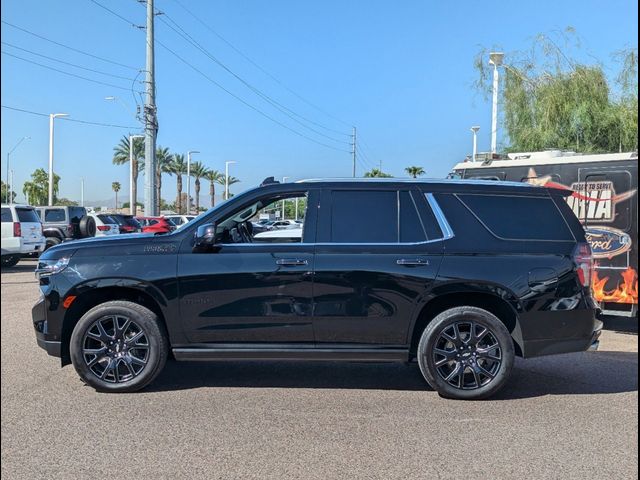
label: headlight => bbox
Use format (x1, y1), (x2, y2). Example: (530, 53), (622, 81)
(35, 257), (71, 279)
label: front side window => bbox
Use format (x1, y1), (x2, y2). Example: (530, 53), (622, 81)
(44, 209), (66, 222)
(216, 192), (309, 244)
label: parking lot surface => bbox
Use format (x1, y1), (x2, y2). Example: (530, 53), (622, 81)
(1, 259), (638, 479)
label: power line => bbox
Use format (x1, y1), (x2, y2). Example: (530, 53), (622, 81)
(1, 105), (141, 129)
(1, 20), (139, 71)
(87, 0), (142, 28)
(156, 39), (350, 153)
(157, 13), (351, 144)
(1, 41), (136, 81)
(2, 50), (136, 91)
(169, 0), (352, 129)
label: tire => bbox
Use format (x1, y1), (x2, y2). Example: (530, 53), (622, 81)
(1, 255), (20, 267)
(45, 237), (62, 251)
(69, 300), (168, 393)
(79, 216), (96, 237)
(417, 306), (514, 400)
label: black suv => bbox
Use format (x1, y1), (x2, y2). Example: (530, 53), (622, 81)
(36, 206), (96, 250)
(33, 178), (601, 399)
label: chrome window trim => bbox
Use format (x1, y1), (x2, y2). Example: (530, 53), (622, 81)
(425, 193), (455, 240)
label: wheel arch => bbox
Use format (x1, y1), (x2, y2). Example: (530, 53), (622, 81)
(60, 282), (171, 366)
(409, 287), (524, 358)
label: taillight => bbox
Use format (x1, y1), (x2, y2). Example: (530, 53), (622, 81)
(13, 222), (21, 237)
(97, 225), (110, 231)
(573, 243), (593, 288)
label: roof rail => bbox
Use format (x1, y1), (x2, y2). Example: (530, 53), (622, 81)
(260, 176), (280, 186)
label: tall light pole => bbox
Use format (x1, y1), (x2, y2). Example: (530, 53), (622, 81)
(224, 161), (236, 200)
(470, 126), (480, 162)
(489, 52), (504, 154)
(80, 177), (84, 207)
(186, 150), (200, 214)
(49, 113), (69, 206)
(6, 136), (29, 203)
(9, 170), (14, 205)
(281, 176), (289, 219)
(129, 135), (145, 215)
(144, 0), (158, 216)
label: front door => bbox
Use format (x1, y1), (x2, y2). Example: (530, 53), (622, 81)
(178, 189), (318, 344)
(312, 188), (444, 346)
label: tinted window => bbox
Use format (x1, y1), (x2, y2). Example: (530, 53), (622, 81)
(98, 215), (116, 224)
(457, 194), (574, 241)
(331, 190), (397, 243)
(148, 219), (158, 226)
(44, 209), (66, 222)
(16, 208), (40, 223)
(400, 191), (426, 242)
(1, 208), (12, 222)
(68, 207), (86, 221)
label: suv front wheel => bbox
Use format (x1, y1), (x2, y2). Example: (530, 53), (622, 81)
(417, 306), (514, 400)
(70, 301), (168, 392)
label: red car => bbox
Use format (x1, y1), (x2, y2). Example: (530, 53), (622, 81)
(135, 216), (175, 234)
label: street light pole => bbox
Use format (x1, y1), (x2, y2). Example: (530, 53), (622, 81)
(186, 150), (200, 214)
(80, 177), (84, 207)
(224, 161), (236, 200)
(48, 113), (69, 206)
(129, 135), (145, 215)
(281, 176), (289, 219)
(489, 52), (504, 154)
(9, 170), (14, 205)
(5, 136), (29, 203)
(470, 126), (480, 162)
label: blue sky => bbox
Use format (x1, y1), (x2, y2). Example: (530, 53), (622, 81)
(1, 0), (638, 204)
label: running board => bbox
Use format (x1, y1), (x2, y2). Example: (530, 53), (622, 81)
(172, 347), (409, 362)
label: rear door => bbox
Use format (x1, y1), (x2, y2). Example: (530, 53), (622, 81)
(312, 187), (444, 346)
(15, 207), (43, 245)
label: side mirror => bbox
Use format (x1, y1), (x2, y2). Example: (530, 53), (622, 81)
(193, 222), (217, 252)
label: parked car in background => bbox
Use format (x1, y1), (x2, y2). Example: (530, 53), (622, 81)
(253, 227), (303, 242)
(136, 216), (174, 234)
(35, 206), (96, 251)
(165, 215), (196, 229)
(109, 214), (142, 234)
(1, 204), (46, 267)
(90, 213), (120, 237)
(33, 177), (600, 398)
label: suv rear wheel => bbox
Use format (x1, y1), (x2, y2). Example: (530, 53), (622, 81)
(70, 301), (168, 392)
(417, 306), (514, 400)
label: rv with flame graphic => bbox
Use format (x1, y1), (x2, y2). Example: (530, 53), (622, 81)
(451, 151), (638, 316)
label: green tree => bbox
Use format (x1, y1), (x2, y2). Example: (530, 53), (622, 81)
(56, 198), (78, 206)
(1, 181), (16, 203)
(190, 161), (209, 213)
(112, 182), (121, 211)
(474, 32), (638, 152)
(112, 135), (144, 215)
(155, 146), (174, 213)
(23, 168), (60, 206)
(405, 166), (425, 178)
(216, 174), (240, 201)
(204, 170), (223, 208)
(364, 168), (393, 178)
(168, 154), (187, 214)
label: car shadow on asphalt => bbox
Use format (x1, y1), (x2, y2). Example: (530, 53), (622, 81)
(146, 350), (638, 399)
(1, 263), (38, 275)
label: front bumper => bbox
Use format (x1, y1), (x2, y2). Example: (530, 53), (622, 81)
(32, 296), (62, 358)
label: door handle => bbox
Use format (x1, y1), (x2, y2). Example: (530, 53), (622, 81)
(396, 258), (429, 266)
(276, 258), (309, 266)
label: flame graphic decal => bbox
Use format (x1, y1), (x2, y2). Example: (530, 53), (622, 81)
(592, 267), (639, 304)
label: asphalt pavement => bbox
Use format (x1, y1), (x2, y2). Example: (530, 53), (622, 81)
(1, 259), (638, 479)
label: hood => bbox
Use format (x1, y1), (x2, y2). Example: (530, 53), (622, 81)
(41, 232), (175, 259)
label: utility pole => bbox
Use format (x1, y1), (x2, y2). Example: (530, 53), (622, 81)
(144, 0), (158, 216)
(489, 52), (504, 154)
(129, 134), (144, 215)
(186, 150), (199, 215)
(351, 126), (357, 178)
(48, 113), (68, 206)
(470, 126), (480, 162)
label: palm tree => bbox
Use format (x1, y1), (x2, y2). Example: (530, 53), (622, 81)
(112, 182), (121, 211)
(204, 170), (223, 207)
(112, 136), (144, 215)
(168, 154), (187, 214)
(216, 174), (240, 200)
(23, 168), (60, 206)
(155, 146), (174, 212)
(190, 162), (209, 213)
(364, 168), (393, 178)
(405, 166), (425, 178)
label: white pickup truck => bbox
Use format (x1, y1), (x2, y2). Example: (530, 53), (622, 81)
(1, 204), (46, 267)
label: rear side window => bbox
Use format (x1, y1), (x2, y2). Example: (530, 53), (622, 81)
(68, 207), (86, 222)
(1, 208), (12, 222)
(456, 194), (574, 241)
(400, 191), (426, 243)
(331, 190), (397, 243)
(16, 208), (40, 223)
(98, 215), (115, 224)
(44, 209), (66, 222)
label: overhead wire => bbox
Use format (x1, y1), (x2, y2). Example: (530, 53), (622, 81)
(2, 105), (141, 129)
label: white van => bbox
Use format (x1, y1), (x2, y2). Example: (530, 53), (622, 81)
(1, 204), (46, 267)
